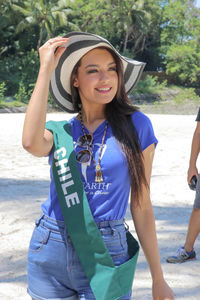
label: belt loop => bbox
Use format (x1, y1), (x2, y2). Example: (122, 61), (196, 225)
(35, 214), (44, 226)
(43, 228), (50, 244)
(108, 221), (116, 236)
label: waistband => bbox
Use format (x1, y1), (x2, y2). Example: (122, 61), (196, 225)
(96, 219), (124, 228)
(36, 214), (124, 229)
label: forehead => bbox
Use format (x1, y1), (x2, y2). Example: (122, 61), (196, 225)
(80, 47), (115, 65)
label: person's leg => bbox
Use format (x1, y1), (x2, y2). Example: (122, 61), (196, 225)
(166, 181), (200, 263)
(184, 208), (200, 252)
(185, 176), (200, 251)
(27, 215), (78, 300)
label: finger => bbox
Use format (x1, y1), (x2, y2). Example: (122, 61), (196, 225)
(47, 40), (69, 53)
(47, 37), (69, 45)
(55, 46), (66, 60)
(188, 173), (198, 184)
(47, 36), (67, 42)
(188, 174), (193, 184)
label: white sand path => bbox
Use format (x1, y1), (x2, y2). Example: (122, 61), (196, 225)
(0, 112), (200, 300)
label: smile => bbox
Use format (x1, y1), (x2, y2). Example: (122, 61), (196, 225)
(95, 87), (112, 92)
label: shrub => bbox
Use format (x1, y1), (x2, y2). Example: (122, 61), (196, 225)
(165, 42), (200, 87)
(14, 81), (28, 103)
(131, 75), (167, 95)
(0, 49), (39, 97)
(0, 82), (6, 104)
(173, 88), (200, 103)
(20, 49), (39, 92)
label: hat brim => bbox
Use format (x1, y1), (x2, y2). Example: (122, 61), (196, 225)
(50, 31), (146, 113)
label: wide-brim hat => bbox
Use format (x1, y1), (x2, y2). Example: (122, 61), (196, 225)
(50, 31), (146, 113)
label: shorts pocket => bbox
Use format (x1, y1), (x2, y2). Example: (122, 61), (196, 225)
(28, 225), (50, 253)
(100, 225), (129, 266)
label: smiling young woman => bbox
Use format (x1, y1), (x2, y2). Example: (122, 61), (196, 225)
(22, 31), (174, 300)
(73, 48), (118, 110)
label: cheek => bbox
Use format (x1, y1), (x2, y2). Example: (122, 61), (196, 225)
(113, 74), (118, 91)
(77, 78), (95, 98)
(78, 71), (97, 85)
(79, 78), (94, 90)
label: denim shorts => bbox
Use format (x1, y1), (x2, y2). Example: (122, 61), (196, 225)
(27, 214), (132, 300)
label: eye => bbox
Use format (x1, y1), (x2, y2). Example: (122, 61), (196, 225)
(87, 69), (98, 74)
(109, 67), (117, 71)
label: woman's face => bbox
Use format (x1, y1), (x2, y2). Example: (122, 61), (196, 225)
(73, 48), (118, 108)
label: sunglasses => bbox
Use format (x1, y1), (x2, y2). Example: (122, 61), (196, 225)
(77, 134), (93, 147)
(76, 134), (93, 164)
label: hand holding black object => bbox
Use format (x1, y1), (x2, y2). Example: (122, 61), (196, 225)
(188, 175), (197, 191)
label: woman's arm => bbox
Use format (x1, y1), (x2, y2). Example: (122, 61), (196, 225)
(131, 144), (174, 300)
(22, 37), (69, 157)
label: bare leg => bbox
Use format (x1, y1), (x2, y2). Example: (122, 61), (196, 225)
(184, 208), (200, 252)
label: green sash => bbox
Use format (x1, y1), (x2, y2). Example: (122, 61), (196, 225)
(46, 120), (139, 300)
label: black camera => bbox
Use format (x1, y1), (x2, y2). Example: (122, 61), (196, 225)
(188, 175), (197, 191)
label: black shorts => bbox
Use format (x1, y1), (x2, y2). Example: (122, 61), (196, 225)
(194, 175), (200, 209)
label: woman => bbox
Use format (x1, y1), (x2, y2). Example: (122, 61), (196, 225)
(22, 32), (174, 300)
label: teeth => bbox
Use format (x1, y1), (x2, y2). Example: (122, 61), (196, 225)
(97, 87), (110, 91)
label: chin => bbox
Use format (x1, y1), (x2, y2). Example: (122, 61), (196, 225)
(100, 98), (114, 105)
(98, 94), (116, 104)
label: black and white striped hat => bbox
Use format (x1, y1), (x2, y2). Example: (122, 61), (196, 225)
(50, 31), (146, 113)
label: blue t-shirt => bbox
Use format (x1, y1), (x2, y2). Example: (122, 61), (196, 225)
(42, 111), (158, 221)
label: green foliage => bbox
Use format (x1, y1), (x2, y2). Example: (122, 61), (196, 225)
(0, 56), (21, 95)
(0, 0), (200, 102)
(0, 49), (39, 96)
(14, 81), (28, 103)
(161, 1), (191, 47)
(19, 49), (39, 91)
(160, 1), (200, 47)
(166, 42), (200, 86)
(173, 88), (200, 103)
(14, 81), (36, 104)
(0, 82), (6, 104)
(68, 0), (161, 58)
(0, 0), (76, 54)
(131, 75), (167, 94)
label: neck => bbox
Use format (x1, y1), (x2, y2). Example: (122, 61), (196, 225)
(79, 105), (107, 133)
(81, 104), (106, 124)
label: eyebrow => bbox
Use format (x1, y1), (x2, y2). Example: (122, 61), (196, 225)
(85, 62), (116, 69)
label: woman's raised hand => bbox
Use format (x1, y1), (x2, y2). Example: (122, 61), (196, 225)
(22, 37), (69, 157)
(38, 37), (69, 74)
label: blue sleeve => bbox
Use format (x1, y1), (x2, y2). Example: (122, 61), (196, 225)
(131, 111), (158, 151)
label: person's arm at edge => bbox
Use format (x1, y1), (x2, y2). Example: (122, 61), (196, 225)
(131, 143), (174, 300)
(22, 37), (68, 157)
(187, 121), (200, 183)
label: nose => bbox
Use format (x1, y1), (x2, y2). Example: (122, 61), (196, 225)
(99, 70), (109, 82)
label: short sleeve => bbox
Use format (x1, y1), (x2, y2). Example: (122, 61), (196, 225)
(131, 111), (158, 151)
(195, 108), (200, 121)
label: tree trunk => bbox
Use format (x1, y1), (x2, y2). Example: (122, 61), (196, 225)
(123, 30), (129, 54)
(37, 19), (45, 51)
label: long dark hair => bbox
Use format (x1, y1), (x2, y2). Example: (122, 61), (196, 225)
(70, 47), (148, 206)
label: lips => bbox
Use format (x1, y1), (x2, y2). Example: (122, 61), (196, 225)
(95, 87), (112, 92)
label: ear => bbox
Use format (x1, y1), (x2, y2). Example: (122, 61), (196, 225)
(73, 77), (79, 88)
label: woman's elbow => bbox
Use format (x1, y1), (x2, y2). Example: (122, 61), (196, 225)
(22, 136), (33, 151)
(22, 138), (42, 157)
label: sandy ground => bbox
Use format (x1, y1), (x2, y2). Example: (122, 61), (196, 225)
(0, 111), (200, 300)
